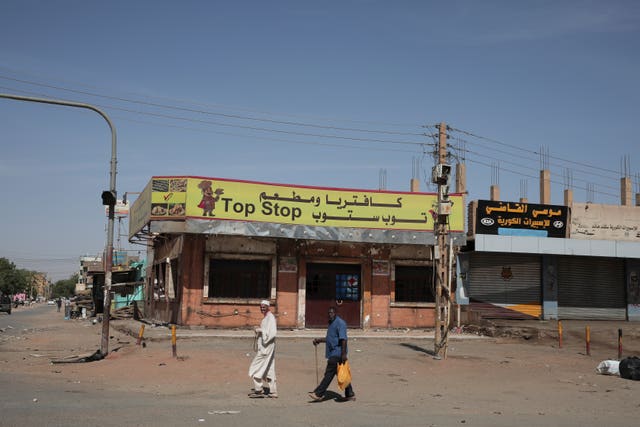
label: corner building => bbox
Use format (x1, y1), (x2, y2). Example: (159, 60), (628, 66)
(129, 176), (465, 329)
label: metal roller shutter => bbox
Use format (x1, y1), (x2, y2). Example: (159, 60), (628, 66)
(557, 256), (626, 320)
(468, 252), (541, 319)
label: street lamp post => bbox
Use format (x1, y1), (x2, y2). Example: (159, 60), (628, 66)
(0, 93), (117, 356)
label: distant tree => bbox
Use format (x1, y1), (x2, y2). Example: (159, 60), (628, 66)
(21, 269), (36, 298)
(52, 274), (78, 298)
(0, 257), (28, 295)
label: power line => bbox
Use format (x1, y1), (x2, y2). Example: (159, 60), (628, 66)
(112, 115), (418, 154)
(453, 135), (623, 184)
(0, 73), (426, 137)
(465, 157), (620, 200)
(0, 84), (427, 147)
(0, 68), (631, 184)
(456, 140), (621, 192)
(449, 126), (622, 176)
(1, 72), (632, 203)
(0, 65), (426, 129)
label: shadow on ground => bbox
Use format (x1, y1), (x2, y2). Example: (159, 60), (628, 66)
(399, 342), (436, 356)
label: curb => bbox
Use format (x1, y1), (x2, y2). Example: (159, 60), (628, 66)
(110, 320), (489, 341)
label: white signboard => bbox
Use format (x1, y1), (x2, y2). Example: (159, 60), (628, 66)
(571, 202), (640, 242)
(105, 200), (130, 217)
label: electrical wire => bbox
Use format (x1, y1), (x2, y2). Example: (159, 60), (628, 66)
(0, 73), (425, 136)
(449, 126), (622, 177)
(1, 67), (630, 187)
(464, 157), (620, 200)
(1, 70), (633, 203)
(451, 135), (622, 184)
(112, 115), (418, 154)
(0, 84), (427, 147)
(458, 143), (621, 193)
(0, 65), (425, 130)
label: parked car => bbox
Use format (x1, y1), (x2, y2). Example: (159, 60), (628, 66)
(0, 295), (12, 315)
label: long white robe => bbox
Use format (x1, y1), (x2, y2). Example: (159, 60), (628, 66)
(248, 311), (277, 388)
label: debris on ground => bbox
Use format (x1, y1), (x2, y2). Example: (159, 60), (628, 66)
(110, 303), (143, 320)
(619, 356), (640, 380)
(460, 320), (540, 340)
(595, 360), (620, 376)
(51, 349), (105, 364)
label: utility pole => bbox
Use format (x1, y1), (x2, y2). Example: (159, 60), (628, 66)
(0, 93), (117, 357)
(433, 122), (452, 359)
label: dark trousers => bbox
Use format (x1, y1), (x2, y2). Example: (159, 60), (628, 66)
(314, 356), (355, 397)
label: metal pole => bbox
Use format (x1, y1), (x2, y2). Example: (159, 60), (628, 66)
(585, 325), (591, 356)
(618, 329), (623, 360)
(558, 320), (563, 348)
(0, 93), (117, 356)
(136, 324), (145, 345)
(434, 122), (450, 359)
(172, 324), (178, 357)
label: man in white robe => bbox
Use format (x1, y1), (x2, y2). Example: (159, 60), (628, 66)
(248, 300), (277, 398)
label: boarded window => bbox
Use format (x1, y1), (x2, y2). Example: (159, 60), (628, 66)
(208, 259), (270, 299)
(395, 265), (434, 303)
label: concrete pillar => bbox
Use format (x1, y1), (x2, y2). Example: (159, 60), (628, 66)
(563, 189), (573, 237)
(455, 163), (466, 196)
(467, 200), (477, 236)
(541, 255), (558, 320)
(540, 170), (551, 204)
(621, 177), (632, 206)
(564, 189), (573, 207)
(490, 185), (500, 201)
(410, 178), (419, 192)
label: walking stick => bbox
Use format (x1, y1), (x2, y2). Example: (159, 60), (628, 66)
(315, 344), (319, 384)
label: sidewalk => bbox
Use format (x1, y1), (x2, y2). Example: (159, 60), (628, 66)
(110, 318), (489, 341)
(110, 317), (640, 343)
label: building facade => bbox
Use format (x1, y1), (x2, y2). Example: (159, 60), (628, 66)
(129, 176), (465, 329)
(459, 199), (640, 321)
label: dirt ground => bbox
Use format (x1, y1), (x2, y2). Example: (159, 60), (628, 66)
(1, 304), (640, 427)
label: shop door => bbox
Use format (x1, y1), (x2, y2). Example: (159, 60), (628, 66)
(557, 256), (626, 320)
(305, 263), (361, 328)
(468, 252), (542, 319)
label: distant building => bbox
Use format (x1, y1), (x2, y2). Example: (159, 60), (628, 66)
(30, 273), (48, 300)
(76, 256), (103, 294)
(77, 253), (144, 314)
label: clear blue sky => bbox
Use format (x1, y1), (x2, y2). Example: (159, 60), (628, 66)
(1, 1), (638, 281)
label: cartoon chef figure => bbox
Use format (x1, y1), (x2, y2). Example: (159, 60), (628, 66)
(197, 180), (224, 217)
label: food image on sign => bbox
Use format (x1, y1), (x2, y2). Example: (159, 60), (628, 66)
(151, 204), (168, 216)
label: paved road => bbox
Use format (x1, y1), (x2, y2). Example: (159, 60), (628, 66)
(2, 304), (639, 427)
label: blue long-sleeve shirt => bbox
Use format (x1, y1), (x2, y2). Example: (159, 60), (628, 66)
(325, 315), (348, 358)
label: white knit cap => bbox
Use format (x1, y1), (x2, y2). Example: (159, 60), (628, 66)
(260, 300), (270, 306)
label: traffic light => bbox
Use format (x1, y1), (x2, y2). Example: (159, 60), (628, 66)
(101, 190), (116, 206)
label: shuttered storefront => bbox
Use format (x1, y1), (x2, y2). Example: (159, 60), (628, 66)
(557, 256), (626, 320)
(468, 252), (542, 319)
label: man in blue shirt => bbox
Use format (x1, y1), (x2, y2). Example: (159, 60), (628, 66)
(309, 306), (356, 402)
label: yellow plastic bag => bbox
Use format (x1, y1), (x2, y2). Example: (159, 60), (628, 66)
(337, 360), (352, 390)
